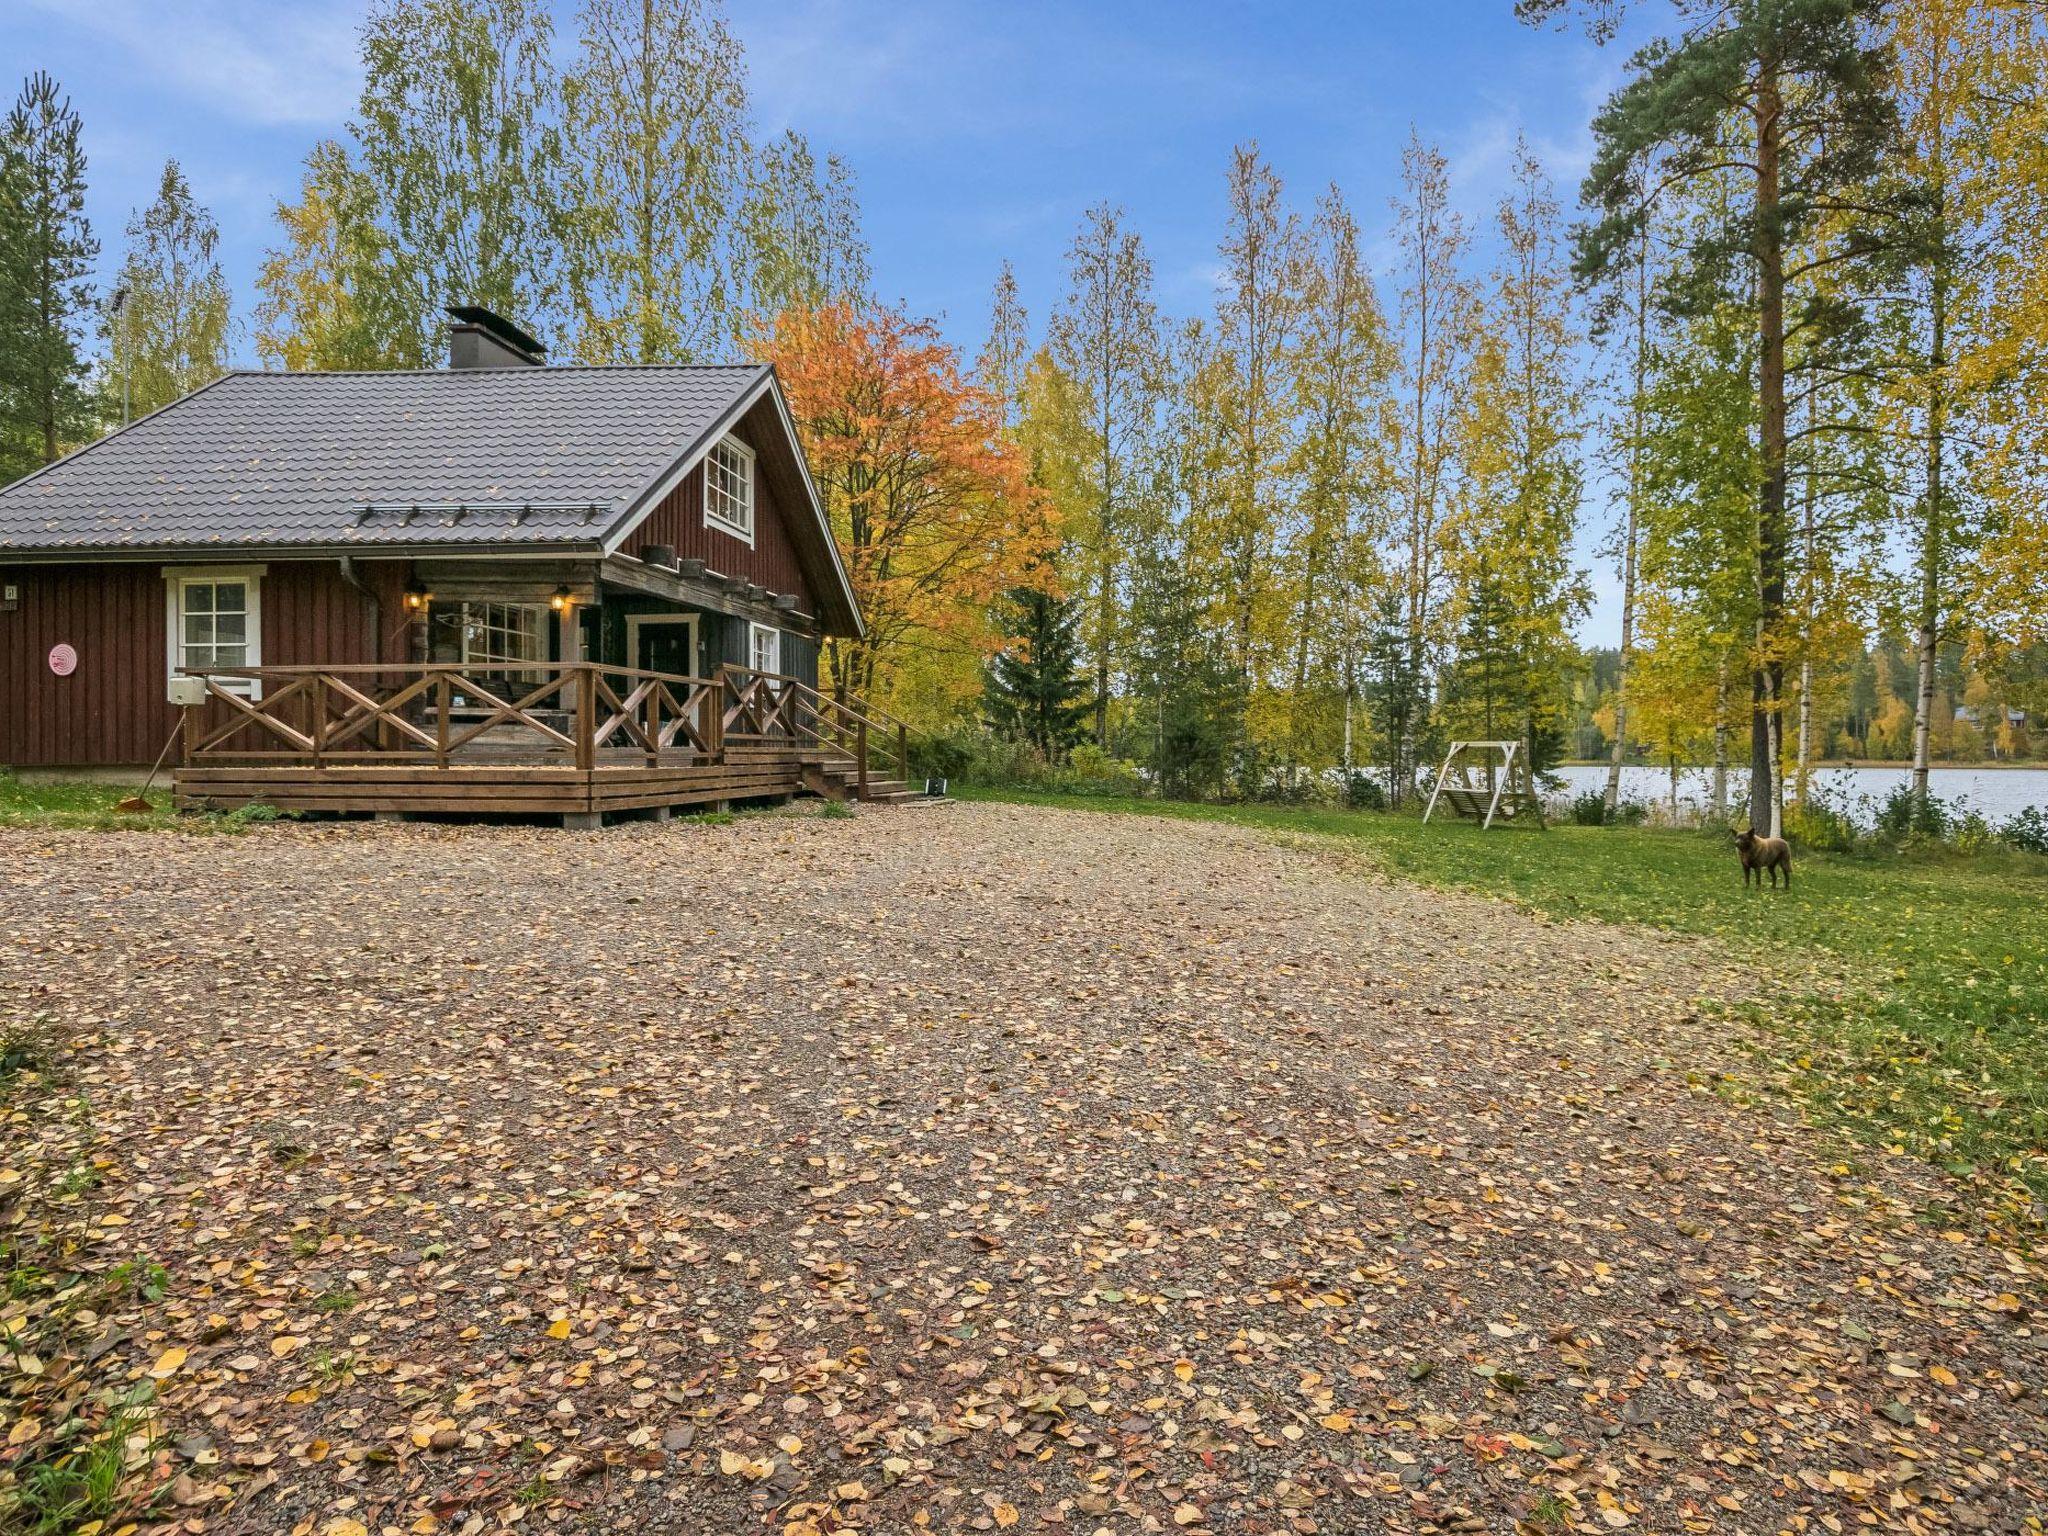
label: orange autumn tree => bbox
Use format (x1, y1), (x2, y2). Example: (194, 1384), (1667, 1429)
(761, 300), (1055, 709)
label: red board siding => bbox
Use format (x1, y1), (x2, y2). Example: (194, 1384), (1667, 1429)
(1, 559), (406, 768)
(629, 427), (813, 610)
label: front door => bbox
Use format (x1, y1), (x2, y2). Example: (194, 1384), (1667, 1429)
(631, 614), (699, 678)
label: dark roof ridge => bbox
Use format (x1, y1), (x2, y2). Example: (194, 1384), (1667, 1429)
(213, 361), (771, 380)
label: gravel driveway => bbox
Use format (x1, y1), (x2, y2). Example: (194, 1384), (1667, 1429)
(3, 801), (2043, 1534)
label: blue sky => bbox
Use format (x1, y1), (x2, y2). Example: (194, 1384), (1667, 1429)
(3, 0), (1658, 640)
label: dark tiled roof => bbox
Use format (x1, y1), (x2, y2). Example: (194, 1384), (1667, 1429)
(0, 364), (769, 552)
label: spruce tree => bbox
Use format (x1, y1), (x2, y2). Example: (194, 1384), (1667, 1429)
(983, 584), (1092, 760)
(0, 71), (96, 477)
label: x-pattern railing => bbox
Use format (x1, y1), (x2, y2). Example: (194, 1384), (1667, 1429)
(180, 662), (725, 770)
(178, 661), (913, 786)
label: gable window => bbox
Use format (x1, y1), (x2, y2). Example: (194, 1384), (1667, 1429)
(749, 622), (780, 677)
(164, 565), (263, 697)
(704, 435), (755, 542)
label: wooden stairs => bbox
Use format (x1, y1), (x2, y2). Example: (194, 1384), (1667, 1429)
(800, 749), (934, 804)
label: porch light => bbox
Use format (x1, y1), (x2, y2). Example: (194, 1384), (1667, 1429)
(403, 579), (431, 612)
(551, 584), (573, 613)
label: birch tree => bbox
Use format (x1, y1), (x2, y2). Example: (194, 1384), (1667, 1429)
(977, 261), (1030, 429)
(1386, 132), (1474, 800)
(1206, 144), (1304, 739)
(1049, 204), (1162, 745)
(745, 130), (870, 315)
(110, 161), (231, 416)
(255, 141), (414, 371)
(1287, 184), (1393, 769)
(561, 0), (750, 362)
(353, 0), (565, 357)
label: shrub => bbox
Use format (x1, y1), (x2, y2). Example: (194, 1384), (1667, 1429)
(1952, 810), (1997, 856)
(1873, 782), (1950, 842)
(1343, 773), (1387, 812)
(1784, 789), (1860, 853)
(1567, 789), (1648, 828)
(2001, 806), (2048, 856)
(1059, 742), (1144, 798)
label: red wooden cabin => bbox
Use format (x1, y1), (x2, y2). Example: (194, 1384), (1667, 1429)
(0, 308), (918, 824)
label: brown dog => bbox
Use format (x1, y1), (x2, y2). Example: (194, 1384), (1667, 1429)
(1735, 828), (1792, 889)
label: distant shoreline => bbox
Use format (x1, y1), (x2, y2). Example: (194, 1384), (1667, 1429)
(1554, 760), (2047, 772)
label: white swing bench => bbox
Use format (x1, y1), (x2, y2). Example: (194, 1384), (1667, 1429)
(1422, 740), (1546, 830)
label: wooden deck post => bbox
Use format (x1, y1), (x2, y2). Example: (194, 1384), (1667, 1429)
(897, 722), (909, 784)
(573, 665), (595, 772)
(856, 720), (869, 800)
(309, 674), (327, 770)
(434, 673), (451, 768)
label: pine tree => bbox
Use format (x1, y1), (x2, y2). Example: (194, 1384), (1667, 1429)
(111, 161), (231, 416)
(0, 71), (96, 476)
(983, 582), (1092, 759)
(1554, 0), (1908, 835)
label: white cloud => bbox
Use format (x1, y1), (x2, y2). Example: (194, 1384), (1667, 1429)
(17, 0), (364, 128)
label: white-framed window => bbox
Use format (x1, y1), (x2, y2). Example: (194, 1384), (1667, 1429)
(428, 602), (549, 678)
(164, 565), (264, 697)
(704, 435), (755, 542)
(749, 622), (780, 677)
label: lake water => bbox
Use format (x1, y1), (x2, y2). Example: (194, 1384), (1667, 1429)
(1547, 763), (2048, 825)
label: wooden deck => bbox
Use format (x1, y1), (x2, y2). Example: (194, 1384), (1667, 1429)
(169, 663), (919, 825)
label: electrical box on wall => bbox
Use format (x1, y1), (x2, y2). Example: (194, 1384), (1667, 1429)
(1, 583), (17, 612)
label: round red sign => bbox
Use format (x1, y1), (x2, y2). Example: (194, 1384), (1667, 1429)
(48, 643), (77, 677)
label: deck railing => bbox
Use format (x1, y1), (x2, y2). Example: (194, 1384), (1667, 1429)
(178, 662), (724, 770)
(177, 662), (918, 786)
(718, 667), (914, 788)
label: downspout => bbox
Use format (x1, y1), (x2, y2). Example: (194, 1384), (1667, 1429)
(338, 556), (382, 661)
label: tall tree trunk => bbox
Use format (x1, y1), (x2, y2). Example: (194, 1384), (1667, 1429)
(1795, 397), (1818, 807)
(1911, 225), (1948, 817)
(1713, 661), (1731, 823)
(1751, 59), (1789, 839)
(1604, 227), (1649, 818)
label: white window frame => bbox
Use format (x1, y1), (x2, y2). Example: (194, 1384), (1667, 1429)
(164, 564), (265, 699)
(703, 434), (756, 544)
(748, 622), (781, 677)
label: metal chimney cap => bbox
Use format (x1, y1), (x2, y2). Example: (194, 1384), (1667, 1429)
(444, 305), (547, 365)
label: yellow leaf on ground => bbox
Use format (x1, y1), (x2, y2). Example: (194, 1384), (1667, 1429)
(994, 1502), (1019, 1528)
(149, 1347), (187, 1379)
(270, 1336), (306, 1357)
(546, 1317), (572, 1340)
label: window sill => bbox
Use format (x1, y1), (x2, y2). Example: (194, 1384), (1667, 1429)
(705, 513), (755, 547)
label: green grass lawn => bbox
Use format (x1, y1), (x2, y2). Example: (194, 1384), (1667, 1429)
(0, 775), (177, 830)
(962, 786), (2048, 1230)
(0, 774), (272, 832)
